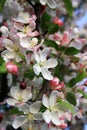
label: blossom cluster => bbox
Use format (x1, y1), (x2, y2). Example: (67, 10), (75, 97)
(0, 0), (87, 130)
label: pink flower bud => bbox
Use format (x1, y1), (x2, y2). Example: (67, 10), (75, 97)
(6, 62), (18, 74)
(55, 82), (64, 90)
(53, 18), (63, 26)
(50, 77), (60, 89)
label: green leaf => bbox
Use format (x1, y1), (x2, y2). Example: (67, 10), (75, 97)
(40, 105), (46, 112)
(0, 0), (6, 11)
(77, 89), (87, 99)
(64, 47), (79, 55)
(8, 107), (23, 115)
(69, 78), (78, 88)
(24, 69), (34, 80)
(68, 71), (87, 88)
(48, 23), (59, 34)
(63, 0), (73, 16)
(43, 39), (59, 50)
(0, 57), (4, 64)
(41, 12), (51, 32)
(0, 62), (7, 73)
(66, 92), (76, 106)
(77, 71), (87, 82)
(58, 100), (75, 114)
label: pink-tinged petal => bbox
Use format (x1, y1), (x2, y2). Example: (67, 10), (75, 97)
(49, 90), (58, 106)
(33, 64), (41, 75)
(17, 32), (27, 38)
(22, 88), (32, 102)
(10, 87), (21, 100)
(49, 33), (62, 41)
(12, 116), (27, 129)
(51, 112), (61, 125)
(6, 98), (18, 106)
(41, 68), (53, 80)
(42, 94), (49, 108)
(43, 110), (51, 124)
(30, 101), (42, 114)
(13, 22), (24, 31)
(27, 31), (39, 37)
(46, 58), (58, 68)
(62, 31), (69, 45)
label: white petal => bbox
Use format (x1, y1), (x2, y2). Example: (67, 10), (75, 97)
(42, 94), (49, 108)
(4, 39), (14, 51)
(6, 98), (18, 106)
(46, 58), (58, 68)
(22, 88), (32, 102)
(18, 103), (30, 114)
(64, 112), (72, 121)
(6, 51), (16, 59)
(40, 0), (47, 5)
(41, 68), (53, 80)
(34, 113), (42, 120)
(10, 87), (21, 100)
(49, 90), (58, 106)
(51, 112), (61, 125)
(30, 101), (42, 114)
(33, 64), (41, 75)
(12, 116), (27, 129)
(15, 54), (22, 62)
(33, 49), (40, 63)
(41, 48), (50, 59)
(0, 26), (9, 37)
(47, 0), (57, 9)
(43, 110), (51, 124)
(20, 37), (31, 48)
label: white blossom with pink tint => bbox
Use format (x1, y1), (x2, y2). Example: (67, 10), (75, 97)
(33, 48), (58, 80)
(42, 90), (65, 126)
(7, 87), (32, 106)
(1, 38), (23, 62)
(12, 12), (36, 24)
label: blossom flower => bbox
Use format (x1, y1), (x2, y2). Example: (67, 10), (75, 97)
(42, 90), (65, 126)
(49, 27), (85, 49)
(12, 12), (36, 24)
(40, 0), (57, 9)
(12, 101), (42, 129)
(33, 48), (58, 80)
(7, 87), (32, 106)
(1, 38), (23, 62)
(14, 21), (39, 38)
(20, 37), (39, 51)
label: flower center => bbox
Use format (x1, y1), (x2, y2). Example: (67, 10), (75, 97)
(27, 113), (34, 121)
(39, 60), (46, 67)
